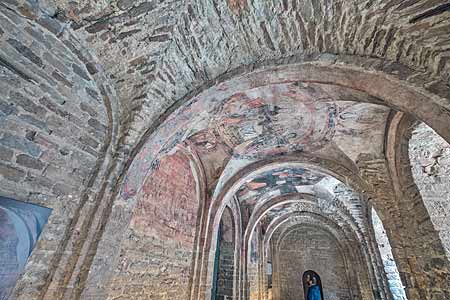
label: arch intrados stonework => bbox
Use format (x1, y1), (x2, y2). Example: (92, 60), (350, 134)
(3, 1), (450, 299)
(97, 56), (450, 300)
(262, 206), (365, 261)
(126, 55), (450, 169)
(240, 181), (372, 252)
(383, 111), (450, 299)
(81, 56), (450, 300)
(242, 194), (362, 253)
(0, 7), (122, 300)
(263, 213), (373, 300)
(243, 193), (378, 298)
(195, 153), (387, 300)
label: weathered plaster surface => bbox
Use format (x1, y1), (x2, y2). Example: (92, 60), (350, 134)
(1, 0), (450, 299)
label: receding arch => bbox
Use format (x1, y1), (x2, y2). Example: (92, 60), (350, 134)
(384, 112), (450, 299)
(199, 155), (385, 300)
(258, 206), (378, 300)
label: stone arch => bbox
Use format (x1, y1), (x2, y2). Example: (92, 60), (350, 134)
(243, 191), (381, 300)
(408, 122), (450, 260)
(267, 213), (371, 300)
(384, 112), (450, 300)
(83, 59), (449, 300)
(198, 154), (384, 300)
(0, 5), (120, 300)
(122, 59), (450, 204)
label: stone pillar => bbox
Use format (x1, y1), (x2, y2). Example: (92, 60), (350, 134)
(358, 154), (450, 300)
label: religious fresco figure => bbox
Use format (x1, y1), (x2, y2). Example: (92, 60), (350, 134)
(303, 271), (324, 300)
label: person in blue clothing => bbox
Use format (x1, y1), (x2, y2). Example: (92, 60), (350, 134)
(306, 274), (322, 300)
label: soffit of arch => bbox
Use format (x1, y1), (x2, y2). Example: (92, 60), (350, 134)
(263, 204), (365, 248)
(264, 213), (363, 262)
(263, 199), (357, 229)
(257, 205), (374, 265)
(218, 163), (369, 233)
(8, 0), (450, 165)
(119, 66), (395, 199)
(119, 53), (450, 204)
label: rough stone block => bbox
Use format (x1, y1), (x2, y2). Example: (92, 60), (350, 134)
(0, 145), (14, 162)
(9, 92), (47, 116)
(16, 153), (45, 170)
(0, 132), (41, 157)
(7, 38), (43, 68)
(0, 161), (25, 181)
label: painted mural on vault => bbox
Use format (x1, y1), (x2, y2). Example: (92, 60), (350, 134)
(122, 76), (389, 199)
(213, 84), (337, 158)
(237, 167), (325, 206)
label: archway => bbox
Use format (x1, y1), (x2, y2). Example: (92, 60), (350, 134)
(302, 270), (324, 300)
(272, 224), (354, 300)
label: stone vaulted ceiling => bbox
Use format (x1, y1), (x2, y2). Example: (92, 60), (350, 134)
(1, 0), (450, 299)
(26, 0), (450, 150)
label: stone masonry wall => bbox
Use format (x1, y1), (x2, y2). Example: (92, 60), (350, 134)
(274, 226), (352, 300)
(105, 150), (199, 300)
(359, 149), (450, 300)
(60, 0), (450, 151)
(409, 123), (450, 260)
(216, 238), (234, 299)
(216, 208), (235, 300)
(2, 1), (450, 299)
(0, 5), (111, 299)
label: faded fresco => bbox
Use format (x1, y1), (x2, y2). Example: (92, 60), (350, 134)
(213, 85), (337, 158)
(0, 197), (51, 299)
(122, 77), (389, 199)
(237, 167), (325, 206)
(109, 150), (200, 299)
(130, 150), (199, 248)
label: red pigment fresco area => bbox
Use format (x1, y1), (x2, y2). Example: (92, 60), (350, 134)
(132, 151), (198, 248)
